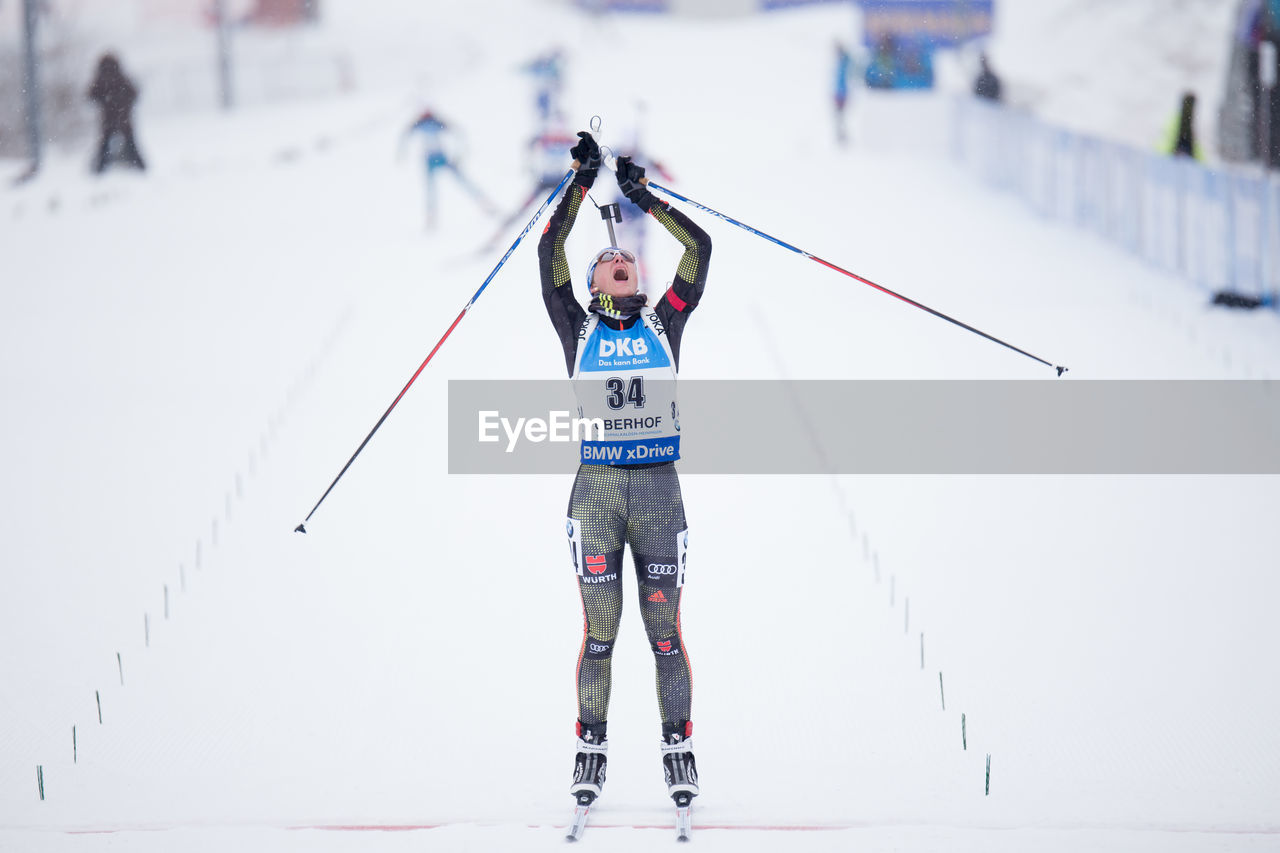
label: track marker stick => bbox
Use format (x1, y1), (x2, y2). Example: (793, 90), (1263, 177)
(643, 180), (1067, 376)
(294, 165), (580, 533)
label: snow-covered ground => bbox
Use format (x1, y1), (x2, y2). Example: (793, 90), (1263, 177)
(2, 2), (1279, 851)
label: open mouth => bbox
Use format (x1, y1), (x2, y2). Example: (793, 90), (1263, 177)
(613, 268), (628, 281)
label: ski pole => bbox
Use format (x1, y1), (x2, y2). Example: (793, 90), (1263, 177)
(643, 179), (1068, 376)
(295, 164), (581, 533)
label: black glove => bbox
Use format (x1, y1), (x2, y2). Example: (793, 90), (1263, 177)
(569, 131), (601, 186)
(615, 155), (647, 198)
(615, 155), (659, 212)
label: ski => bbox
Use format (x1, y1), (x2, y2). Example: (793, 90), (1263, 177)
(674, 795), (693, 842)
(565, 800), (591, 842)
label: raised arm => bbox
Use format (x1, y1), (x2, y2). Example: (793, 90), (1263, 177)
(614, 156), (711, 367)
(537, 132), (600, 376)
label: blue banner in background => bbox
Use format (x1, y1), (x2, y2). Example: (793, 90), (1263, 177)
(858, 0), (994, 48)
(761, 0), (851, 8)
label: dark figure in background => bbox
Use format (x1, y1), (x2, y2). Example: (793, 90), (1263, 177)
(1253, 3), (1280, 165)
(973, 53), (1002, 102)
(88, 53), (146, 173)
(1170, 92), (1201, 159)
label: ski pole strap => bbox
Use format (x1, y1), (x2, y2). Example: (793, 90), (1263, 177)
(643, 180), (1067, 376)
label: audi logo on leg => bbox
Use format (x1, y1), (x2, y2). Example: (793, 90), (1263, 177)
(646, 563), (678, 577)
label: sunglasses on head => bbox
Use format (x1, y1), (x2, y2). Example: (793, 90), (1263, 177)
(596, 249), (636, 263)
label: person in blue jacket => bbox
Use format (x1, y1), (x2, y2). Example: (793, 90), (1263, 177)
(402, 110), (495, 230)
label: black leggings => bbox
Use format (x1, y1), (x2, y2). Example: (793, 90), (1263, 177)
(566, 462), (691, 728)
(93, 126), (146, 173)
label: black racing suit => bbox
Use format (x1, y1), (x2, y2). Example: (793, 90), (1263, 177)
(537, 172), (710, 733)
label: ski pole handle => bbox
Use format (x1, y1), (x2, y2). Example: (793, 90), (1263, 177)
(589, 117), (623, 171)
(579, 116), (609, 170)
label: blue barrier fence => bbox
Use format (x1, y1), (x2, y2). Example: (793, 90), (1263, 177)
(952, 98), (1280, 308)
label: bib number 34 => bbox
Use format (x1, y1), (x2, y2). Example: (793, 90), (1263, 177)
(605, 376), (646, 410)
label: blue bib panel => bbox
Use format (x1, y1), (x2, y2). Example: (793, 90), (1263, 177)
(572, 312), (680, 465)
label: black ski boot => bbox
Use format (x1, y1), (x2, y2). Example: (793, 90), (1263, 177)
(660, 720), (699, 806)
(570, 721), (608, 806)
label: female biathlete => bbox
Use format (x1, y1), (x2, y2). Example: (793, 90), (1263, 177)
(536, 131), (711, 812)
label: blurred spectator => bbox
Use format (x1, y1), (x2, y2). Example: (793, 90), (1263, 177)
(866, 35), (897, 89)
(1166, 92), (1203, 160)
(865, 35), (934, 90)
(88, 53), (146, 174)
(973, 53), (1002, 102)
(833, 41), (853, 145)
(1258, 2), (1280, 165)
